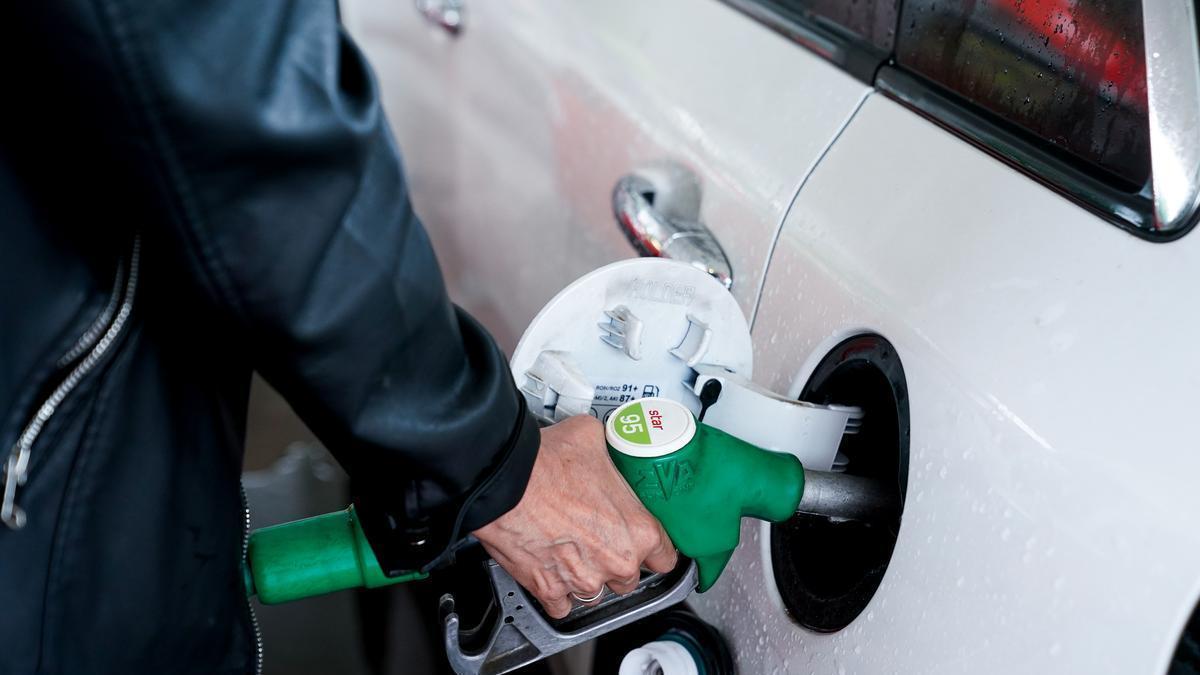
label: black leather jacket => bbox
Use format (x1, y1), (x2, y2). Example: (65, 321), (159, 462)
(0, 2), (539, 672)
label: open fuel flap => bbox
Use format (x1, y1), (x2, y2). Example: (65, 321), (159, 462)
(510, 258), (853, 470)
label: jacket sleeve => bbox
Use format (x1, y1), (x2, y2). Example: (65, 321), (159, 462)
(22, 0), (541, 572)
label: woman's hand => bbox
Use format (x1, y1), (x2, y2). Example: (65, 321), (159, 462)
(472, 415), (677, 619)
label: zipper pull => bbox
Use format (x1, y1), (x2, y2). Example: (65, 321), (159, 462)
(2, 450), (27, 529)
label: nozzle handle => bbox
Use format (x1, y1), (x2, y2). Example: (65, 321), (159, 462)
(244, 506), (426, 604)
(605, 398), (806, 592)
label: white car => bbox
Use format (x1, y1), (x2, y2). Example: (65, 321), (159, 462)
(343, 0), (1200, 672)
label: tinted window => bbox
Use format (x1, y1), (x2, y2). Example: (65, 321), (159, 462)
(896, 0), (1150, 189)
(763, 0), (900, 52)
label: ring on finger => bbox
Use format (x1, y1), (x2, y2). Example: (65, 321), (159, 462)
(569, 586), (607, 603)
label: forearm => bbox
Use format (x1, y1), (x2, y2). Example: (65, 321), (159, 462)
(16, 0), (538, 569)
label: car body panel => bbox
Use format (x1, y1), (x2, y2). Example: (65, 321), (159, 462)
(710, 92), (1200, 673)
(344, 2), (1200, 672)
(344, 0), (869, 351)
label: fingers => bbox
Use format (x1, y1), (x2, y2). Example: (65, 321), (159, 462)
(555, 542), (609, 607)
(490, 538), (675, 619)
(483, 544), (574, 619)
(528, 566), (573, 619)
(542, 541), (656, 612)
(583, 517), (676, 597)
(642, 524), (679, 574)
(606, 570), (641, 595)
(628, 511), (678, 575)
(540, 594), (572, 620)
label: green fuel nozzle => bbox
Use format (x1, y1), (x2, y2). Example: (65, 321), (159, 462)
(244, 506), (426, 604)
(605, 397), (805, 592)
(245, 397), (858, 603)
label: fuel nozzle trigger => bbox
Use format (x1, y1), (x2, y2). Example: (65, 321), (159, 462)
(440, 560), (698, 675)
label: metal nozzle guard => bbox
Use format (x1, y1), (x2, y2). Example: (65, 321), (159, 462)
(441, 560), (698, 675)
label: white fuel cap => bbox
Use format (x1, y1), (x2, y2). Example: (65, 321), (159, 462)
(511, 259), (752, 423)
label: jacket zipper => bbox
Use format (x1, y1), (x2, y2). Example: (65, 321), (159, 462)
(57, 258), (125, 369)
(0, 234), (265, 672)
(241, 483), (264, 675)
(2, 236), (141, 530)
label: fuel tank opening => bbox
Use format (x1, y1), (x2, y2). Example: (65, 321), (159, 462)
(771, 334), (909, 633)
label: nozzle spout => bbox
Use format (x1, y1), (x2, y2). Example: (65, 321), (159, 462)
(794, 470), (895, 523)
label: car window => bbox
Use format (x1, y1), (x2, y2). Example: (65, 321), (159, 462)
(729, 0), (1198, 236)
(761, 0), (900, 53)
(894, 0), (1150, 190)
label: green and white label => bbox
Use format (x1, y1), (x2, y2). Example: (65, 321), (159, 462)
(606, 397), (696, 458)
(614, 401), (653, 444)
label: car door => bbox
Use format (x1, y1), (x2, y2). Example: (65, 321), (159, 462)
(715, 1), (1200, 673)
(342, 0), (872, 352)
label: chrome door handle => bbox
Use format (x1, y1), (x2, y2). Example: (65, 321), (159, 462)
(612, 167), (734, 289)
(415, 0), (464, 35)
